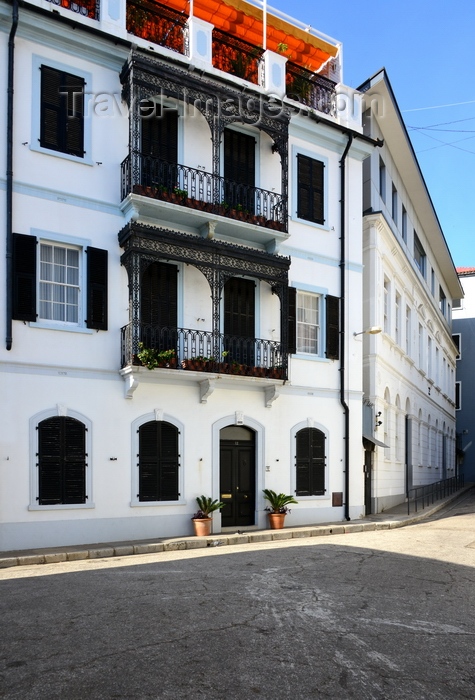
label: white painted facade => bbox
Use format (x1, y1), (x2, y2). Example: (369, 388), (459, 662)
(359, 70), (463, 513)
(0, 0), (372, 551)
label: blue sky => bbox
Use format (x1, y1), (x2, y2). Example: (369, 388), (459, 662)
(269, 0), (475, 268)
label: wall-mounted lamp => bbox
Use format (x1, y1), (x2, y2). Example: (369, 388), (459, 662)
(353, 326), (382, 337)
(375, 420), (383, 428)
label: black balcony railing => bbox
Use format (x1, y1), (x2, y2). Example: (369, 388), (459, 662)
(212, 28), (264, 85)
(121, 153), (287, 232)
(121, 323), (286, 379)
(407, 475), (465, 515)
(45, 0), (100, 20)
(286, 62), (336, 115)
(127, 0), (188, 54)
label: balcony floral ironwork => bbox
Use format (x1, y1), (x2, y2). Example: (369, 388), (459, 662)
(121, 152), (287, 232)
(286, 62), (336, 115)
(127, 0), (188, 55)
(212, 28), (264, 85)
(121, 323), (286, 379)
(45, 0), (99, 20)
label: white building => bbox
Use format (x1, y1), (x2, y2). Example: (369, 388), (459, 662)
(358, 69), (462, 514)
(0, 0), (378, 551)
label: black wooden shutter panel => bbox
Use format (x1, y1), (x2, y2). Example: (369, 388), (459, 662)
(288, 287), (297, 354)
(12, 233), (37, 322)
(296, 428), (325, 497)
(63, 418), (87, 504)
(159, 423), (179, 501)
(38, 417), (86, 505)
(138, 421), (178, 501)
(141, 105), (178, 162)
(224, 277), (255, 338)
(325, 295), (340, 360)
(297, 154), (324, 224)
(40, 66), (84, 157)
(86, 247), (108, 330)
(138, 422), (159, 501)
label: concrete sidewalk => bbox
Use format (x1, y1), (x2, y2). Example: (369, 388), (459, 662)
(1, 484), (473, 570)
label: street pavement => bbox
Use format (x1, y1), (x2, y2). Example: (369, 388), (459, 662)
(1, 488), (475, 699)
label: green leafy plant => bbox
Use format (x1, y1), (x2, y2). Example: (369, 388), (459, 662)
(262, 489), (298, 514)
(173, 186), (188, 198)
(137, 343), (176, 370)
(193, 495), (226, 519)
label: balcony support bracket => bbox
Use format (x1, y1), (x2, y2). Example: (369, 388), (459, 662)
(265, 385), (280, 408)
(120, 367), (139, 399)
(199, 221), (216, 240)
(200, 378), (216, 404)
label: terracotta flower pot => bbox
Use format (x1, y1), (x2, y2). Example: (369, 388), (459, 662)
(192, 517), (212, 536)
(267, 513), (286, 530)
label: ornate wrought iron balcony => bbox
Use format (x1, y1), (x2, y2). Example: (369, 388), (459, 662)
(121, 322), (286, 379)
(45, 0), (100, 19)
(127, 0), (188, 54)
(121, 153), (287, 232)
(286, 62), (336, 115)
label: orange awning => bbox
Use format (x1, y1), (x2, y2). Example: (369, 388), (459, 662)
(162, 0), (338, 73)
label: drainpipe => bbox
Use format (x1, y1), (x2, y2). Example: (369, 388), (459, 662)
(6, 0), (19, 351)
(339, 133), (353, 521)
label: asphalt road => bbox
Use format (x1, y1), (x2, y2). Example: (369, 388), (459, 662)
(1, 490), (475, 699)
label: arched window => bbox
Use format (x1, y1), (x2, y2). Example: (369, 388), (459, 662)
(138, 421), (179, 501)
(295, 427), (326, 496)
(37, 416), (87, 505)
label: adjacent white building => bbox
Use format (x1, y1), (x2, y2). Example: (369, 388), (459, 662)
(0, 0), (377, 550)
(358, 69), (463, 513)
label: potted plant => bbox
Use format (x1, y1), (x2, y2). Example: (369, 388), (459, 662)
(192, 495), (225, 536)
(136, 343), (177, 369)
(263, 489), (298, 529)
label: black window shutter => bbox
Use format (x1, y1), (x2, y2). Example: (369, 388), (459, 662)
(296, 428), (325, 497)
(288, 286), (297, 354)
(38, 417), (86, 505)
(297, 154), (324, 225)
(224, 130), (256, 213)
(141, 105), (178, 163)
(138, 421), (160, 501)
(224, 277), (255, 364)
(138, 421), (179, 501)
(40, 66), (84, 157)
(12, 233), (37, 322)
(140, 262), (178, 349)
(86, 247), (108, 330)
(63, 418), (87, 504)
(325, 295), (340, 360)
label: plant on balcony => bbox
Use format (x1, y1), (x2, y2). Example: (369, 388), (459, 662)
(181, 355), (211, 371)
(137, 343), (177, 370)
(267, 365), (283, 379)
(173, 186), (188, 200)
(228, 49), (260, 82)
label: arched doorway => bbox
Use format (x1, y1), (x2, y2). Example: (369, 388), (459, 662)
(220, 425), (255, 527)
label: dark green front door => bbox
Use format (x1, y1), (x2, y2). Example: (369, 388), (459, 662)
(220, 426), (255, 527)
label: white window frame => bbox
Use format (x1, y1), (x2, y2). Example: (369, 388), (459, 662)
(30, 229), (93, 334)
(395, 291), (401, 345)
(296, 290), (321, 355)
(131, 413), (185, 507)
(29, 407), (94, 510)
(384, 277), (390, 334)
(31, 55), (93, 165)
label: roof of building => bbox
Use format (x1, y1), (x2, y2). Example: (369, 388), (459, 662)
(457, 267), (475, 276)
(358, 69), (463, 300)
(164, 0), (340, 72)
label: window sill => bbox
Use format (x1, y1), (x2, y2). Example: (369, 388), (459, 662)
(29, 503), (95, 511)
(29, 321), (94, 334)
(130, 500), (187, 507)
(292, 353), (329, 362)
(30, 142), (93, 167)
